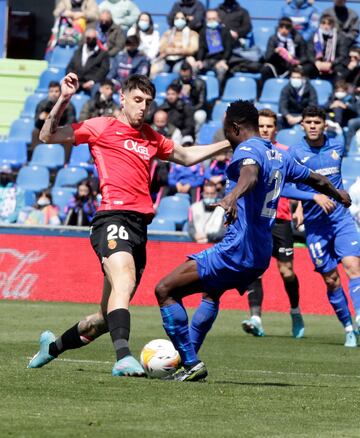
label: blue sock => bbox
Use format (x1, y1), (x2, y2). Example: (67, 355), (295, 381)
(349, 277), (360, 318)
(189, 299), (219, 353)
(327, 287), (352, 329)
(160, 303), (199, 366)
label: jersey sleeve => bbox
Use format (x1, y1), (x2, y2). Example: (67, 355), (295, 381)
(150, 128), (175, 160)
(284, 152), (311, 183)
(232, 144), (264, 168)
(71, 118), (109, 146)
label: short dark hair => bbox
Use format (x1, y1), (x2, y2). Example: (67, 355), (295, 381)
(167, 83), (181, 94)
(334, 79), (348, 90)
(48, 81), (60, 89)
(100, 78), (114, 88)
(278, 17), (293, 29)
(320, 13), (336, 26)
(258, 108), (277, 124)
(125, 34), (140, 46)
(122, 74), (156, 99)
(180, 61), (192, 72)
(302, 106), (326, 121)
(290, 65), (304, 76)
(225, 100), (259, 130)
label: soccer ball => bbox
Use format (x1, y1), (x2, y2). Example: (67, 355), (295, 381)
(140, 339), (181, 379)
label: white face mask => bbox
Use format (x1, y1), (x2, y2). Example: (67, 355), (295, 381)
(290, 78), (303, 89)
(335, 91), (347, 99)
(37, 198), (50, 207)
(174, 18), (187, 30)
(138, 20), (150, 31)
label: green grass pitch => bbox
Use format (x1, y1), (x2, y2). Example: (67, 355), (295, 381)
(1, 300), (359, 437)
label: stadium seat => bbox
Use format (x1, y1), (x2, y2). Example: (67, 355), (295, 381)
(21, 93), (47, 119)
(24, 190), (36, 207)
(30, 143), (65, 170)
(198, 121), (222, 145)
(348, 135), (360, 156)
(69, 143), (94, 171)
(255, 102), (279, 113)
(153, 73), (178, 100)
(259, 78), (288, 105)
(16, 165), (50, 192)
(0, 139), (27, 169)
(148, 217), (176, 232)
(72, 93), (90, 119)
(49, 46), (77, 69)
(276, 128), (304, 147)
(310, 79), (333, 107)
(54, 166), (88, 187)
(211, 101), (229, 122)
(253, 24), (274, 54)
(8, 118), (33, 143)
(234, 71), (261, 81)
(222, 76), (257, 102)
(36, 67), (66, 93)
(156, 195), (190, 228)
(51, 187), (76, 219)
(342, 156), (360, 179)
(153, 15), (169, 35)
(200, 74), (219, 101)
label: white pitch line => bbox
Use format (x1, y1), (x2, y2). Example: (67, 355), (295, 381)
(26, 357), (360, 379)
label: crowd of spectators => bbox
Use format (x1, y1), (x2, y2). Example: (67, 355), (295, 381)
(3, 0), (360, 238)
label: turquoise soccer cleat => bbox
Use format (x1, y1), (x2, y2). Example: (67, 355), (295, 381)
(291, 313), (305, 338)
(27, 330), (56, 368)
(344, 331), (357, 348)
(242, 316), (265, 337)
(112, 355), (146, 377)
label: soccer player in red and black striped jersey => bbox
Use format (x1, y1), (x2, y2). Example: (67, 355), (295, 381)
(27, 72), (230, 376)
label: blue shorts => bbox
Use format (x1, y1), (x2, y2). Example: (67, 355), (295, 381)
(189, 245), (265, 296)
(305, 215), (360, 274)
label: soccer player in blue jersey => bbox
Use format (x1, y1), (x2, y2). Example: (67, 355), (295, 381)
(289, 106), (360, 347)
(155, 100), (351, 381)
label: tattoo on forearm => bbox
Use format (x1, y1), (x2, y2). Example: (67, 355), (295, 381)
(49, 99), (70, 133)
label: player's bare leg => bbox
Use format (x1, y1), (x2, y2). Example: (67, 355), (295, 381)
(155, 260), (209, 381)
(103, 251), (145, 377)
(277, 260), (304, 338)
(341, 256), (360, 332)
(28, 278), (111, 369)
(322, 267), (357, 347)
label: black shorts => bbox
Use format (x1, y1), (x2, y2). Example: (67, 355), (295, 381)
(90, 210), (147, 283)
(271, 219), (294, 262)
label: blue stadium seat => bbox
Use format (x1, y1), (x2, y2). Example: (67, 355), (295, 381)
(310, 79), (333, 107)
(198, 121), (222, 145)
(255, 102), (279, 113)
(222, 76), (257, 102)
(253, 24), (274, 54)
(234, 71), (261, 81)
(36, 67), (66, 93)
(51, 187), (76, 219)
(276, 128), (304, 147)
(54, 166), (88, 187)
(200, 74), (219, 101)
(348, 135), (360, 156)
(69, 143), (94, 171)
(342, 156), (360, 179)
(259, 78), (289, 104)
(148, 217), (176, 232)
(16, 165), (50, 192)
(49, 46), (76, 69)
(211, 101), (229, 122)
(156, 195), (190, 228)
(72, 93), (90, 119)
(0, 139), (27, 169)
(30, 143), (65, 170)
(153, 73), (178, 100)
(153, 15), (169, 35)
(21, 93), (47, 119)
(24, 190), (36, 207)
(8, 118), (33, 143)
(342, 177), (356, 192)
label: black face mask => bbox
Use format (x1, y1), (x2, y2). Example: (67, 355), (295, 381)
(127, 49), (138, 57)
(86, 38), (97, 49)
(100, 21), (112, 32)
(79, 195), (89, 202)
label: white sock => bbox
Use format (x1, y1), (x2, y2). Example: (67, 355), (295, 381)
(345, 324), (354, 333)
(251, 315), (262, 324)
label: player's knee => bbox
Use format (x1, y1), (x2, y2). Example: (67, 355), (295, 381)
(323, 272), (340, 291)
(279, 265), (294, 280)
(155, 280), (171, 306)
(342, 258), (360, 278)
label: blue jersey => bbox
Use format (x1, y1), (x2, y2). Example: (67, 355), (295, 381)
(289, 135), (350, 226)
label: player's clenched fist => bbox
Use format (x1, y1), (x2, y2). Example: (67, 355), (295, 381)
(61, 72), (79, 99)
(337, 189), (352, 208)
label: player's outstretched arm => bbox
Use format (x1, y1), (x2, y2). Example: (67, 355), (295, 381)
(305, 172), (352, 208)
(39, 73), (78, 144)
(214, 163), (259, 225)
(168, 140), (230, 166)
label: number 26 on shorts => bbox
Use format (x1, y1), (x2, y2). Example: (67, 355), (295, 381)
(107, 224), (129, 241)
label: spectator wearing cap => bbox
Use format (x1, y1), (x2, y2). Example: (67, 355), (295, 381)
(107, 34), (150, 87)
(323, 0), (359, 48)
(79, 79), (119, 120)
(96, 9), (125, 57)
(168, 0), (206, 32)
(157, 84), (195, 138)
(171, 62), (207, 134)
(98, 0), (140, 31)
(127, 12), (160, 61)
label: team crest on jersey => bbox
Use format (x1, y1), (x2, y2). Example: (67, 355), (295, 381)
(108, 239), (117, 250)
(331, 150), (340, 160)
(315, 258), (323, 266)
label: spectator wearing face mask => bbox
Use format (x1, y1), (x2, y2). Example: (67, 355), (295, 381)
(0, 164), (25, 224)
(107, 35), (150, 87)
(280, 0), (319, 41)
(64, 180), (98, 226)
(66, 27), (110, 94)
(346, 47), (360, 86)
(279, 66), (318, 128)
(168, 0), (206, 32)
(204, 152), (230, 194)
(127, 12), (160, 61)
(79, 79), (119, 120)
(188, 181), (225, 244)
(323, 0), (359, 49)
(17, 190), (61, 226)
(325, 79), (357, 127)
(96, 9), (125, 57)
(98, 0), (140, 31)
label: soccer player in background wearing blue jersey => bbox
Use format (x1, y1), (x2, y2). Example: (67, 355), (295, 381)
(155, 100), (351, 382)
(289, 106), (360, 347)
